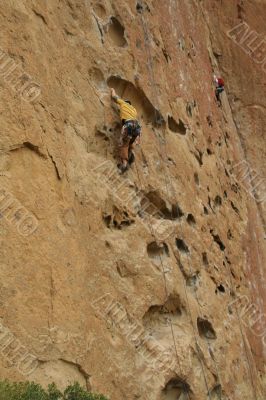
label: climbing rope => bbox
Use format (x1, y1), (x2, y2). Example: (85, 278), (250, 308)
(200, 128), (259, 399)
(207, 106), (258, 400)
(135, 162), (192, 400)
(182, 190), (223, 400)
(135, 3), (257, 399)
(170, 2), (260, 396)
(136, 3), (212, 398)
(198, 15), (259, 393)
(135, 5), (193, 398)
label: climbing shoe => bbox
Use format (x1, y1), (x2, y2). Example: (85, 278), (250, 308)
(128, 152), (135, 166)
(117, 163), (128, 174)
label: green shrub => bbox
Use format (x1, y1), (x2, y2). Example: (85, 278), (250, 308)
(0, 381), (108, 400)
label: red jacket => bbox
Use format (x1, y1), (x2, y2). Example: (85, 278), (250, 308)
(217, 78), (224, 87)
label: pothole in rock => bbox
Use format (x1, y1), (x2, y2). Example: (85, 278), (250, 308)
(107, 17), (127, 47)
(197, 317), (217, 340)
(147, 241), (169, 267)
(202, 252), (209, 267)
(140, 190), (184, 220)
(175, 238), (189, 254)
(186, 101), (196, 117)
(143, 295), (183, 330)
(227, 229), (233, 240)
(93, 3), (107, 18)
(215, 284), (225, 294)
(136, 1), (151, 13)
(186, 213), (196, 227)
(162, 378), (191, 400)
(203, 205), (209, 215)
(103, 206), (134, 229)
(168, 116), (187, 135)
(230, 200), (240, 216)
(230, 182), (239, 193)
(193, 149), (203, 166)
(214, 195), (222, 209)
(210, 230), (225, 251)
(107, 76), (165, 127)
(136, 2), (143, 13)
(194, 172), (200, 186)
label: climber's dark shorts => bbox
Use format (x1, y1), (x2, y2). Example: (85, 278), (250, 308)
(215, 86), (224, 100)
(119, 120), (141, 162)
(216, 86), (224, 94)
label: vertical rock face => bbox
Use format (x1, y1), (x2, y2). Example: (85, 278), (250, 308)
(0, 1), (265, 399)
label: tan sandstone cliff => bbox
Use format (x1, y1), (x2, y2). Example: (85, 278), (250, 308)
(0, 1), (265, 399)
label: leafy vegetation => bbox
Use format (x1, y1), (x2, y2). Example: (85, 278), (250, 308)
(0, 381), (108, 400)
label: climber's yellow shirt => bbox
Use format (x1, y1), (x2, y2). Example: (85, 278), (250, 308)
(116, 98), (138, 121)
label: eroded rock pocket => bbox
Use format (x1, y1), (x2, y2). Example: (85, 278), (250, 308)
(107, 76), (164, 127)
(216, 284), (225, 294)
(162, 378), (191, 400)
(93, 3), (107, 19)
(202, 252), (209, 266)
(141, 190), (184, 220)
(186, 213), (196, 226)
(210, 230), (225, 251)
(143, 295), (183, 330)
(103, 205), (134, 229)
(197, 317), (217, 340)
(194, 172), (200, 185)
(168, 116), (187, 135)
(107, 17), (127, 47)
(175, 238), (189, 254)
(147, 241), (169, 267)
(136, 1), (151, 13)
(214, 195), (222, 209)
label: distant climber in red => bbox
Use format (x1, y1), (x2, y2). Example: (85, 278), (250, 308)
(111, 88), (141, 173)
(214, 75), (225, 106)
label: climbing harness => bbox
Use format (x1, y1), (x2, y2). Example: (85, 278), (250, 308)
(122, 120), (141, 139)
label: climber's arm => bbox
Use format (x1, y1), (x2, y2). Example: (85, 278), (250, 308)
(111, 88), (121, 102)
(111, 88), (125, 106)
(111, 88), (117, 99)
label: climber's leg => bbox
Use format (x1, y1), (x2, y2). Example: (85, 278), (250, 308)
(128, 138), (136, 166)
(118, 124), (131, 172)
(128, 150), (135, 166)
(215, 87), (224, 105)
(215, 88), (220, 102)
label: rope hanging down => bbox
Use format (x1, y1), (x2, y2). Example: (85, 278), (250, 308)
(138, 2), (258, 398)
(136, 3), (212, 399)
(198, 1), (259, 393)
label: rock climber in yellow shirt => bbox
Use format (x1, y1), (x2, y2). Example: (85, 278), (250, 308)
(111, 88), (141, 173)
